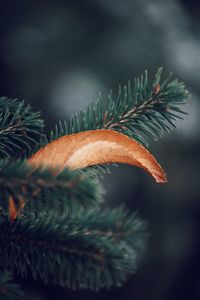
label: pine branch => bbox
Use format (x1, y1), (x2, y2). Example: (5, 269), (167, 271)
(44, 68), (190, 148)
(0, 160), (104, 217)
(0, 97), (44, 158)
(0, 272), (23, 300)
(0, 208), (147, 290)
(64, 207), (147, 250)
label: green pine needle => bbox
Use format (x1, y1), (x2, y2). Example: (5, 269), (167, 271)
(0, 208), (147, 290)
(0, 97), (44, 158)
(0, 272), (23, 300)
(0, 160), (104, 216)
(45, 68), (190, 148)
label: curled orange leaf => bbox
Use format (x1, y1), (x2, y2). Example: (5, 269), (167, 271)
(29, 129), (167, 183)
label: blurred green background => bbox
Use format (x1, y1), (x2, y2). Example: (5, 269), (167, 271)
(0, 0), (199, 299)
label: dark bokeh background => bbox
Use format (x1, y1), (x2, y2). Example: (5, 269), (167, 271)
(0, 1), (200, 299)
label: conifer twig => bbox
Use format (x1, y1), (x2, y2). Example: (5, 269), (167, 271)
(0, 97), (44, 158)
(0, 208), (147, 290)
(44, 68), (190, 148)
(0, 160), (104, 217)
(0, 272), (23, 300)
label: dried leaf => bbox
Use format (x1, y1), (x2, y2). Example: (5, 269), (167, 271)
(29, 129), (167, 183)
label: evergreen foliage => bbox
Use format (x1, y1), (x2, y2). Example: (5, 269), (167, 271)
(0, 97), (44, 159)
(0, 208), (147, 290)
(0, 273), (23, 300)
(45, 68), (190, 148)
(0, 68), (189, 297)
(0, 160), (104, 217)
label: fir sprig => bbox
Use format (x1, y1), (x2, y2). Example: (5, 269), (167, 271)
(61, 207), (147, 250)
(0, 272), (23, 300)
(0, 209), (147, 290)
(0, 68), (189, 294)
(0, 160), (104, 216)
(0, 97), (44, 158)
(46, 68), (190, 147)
